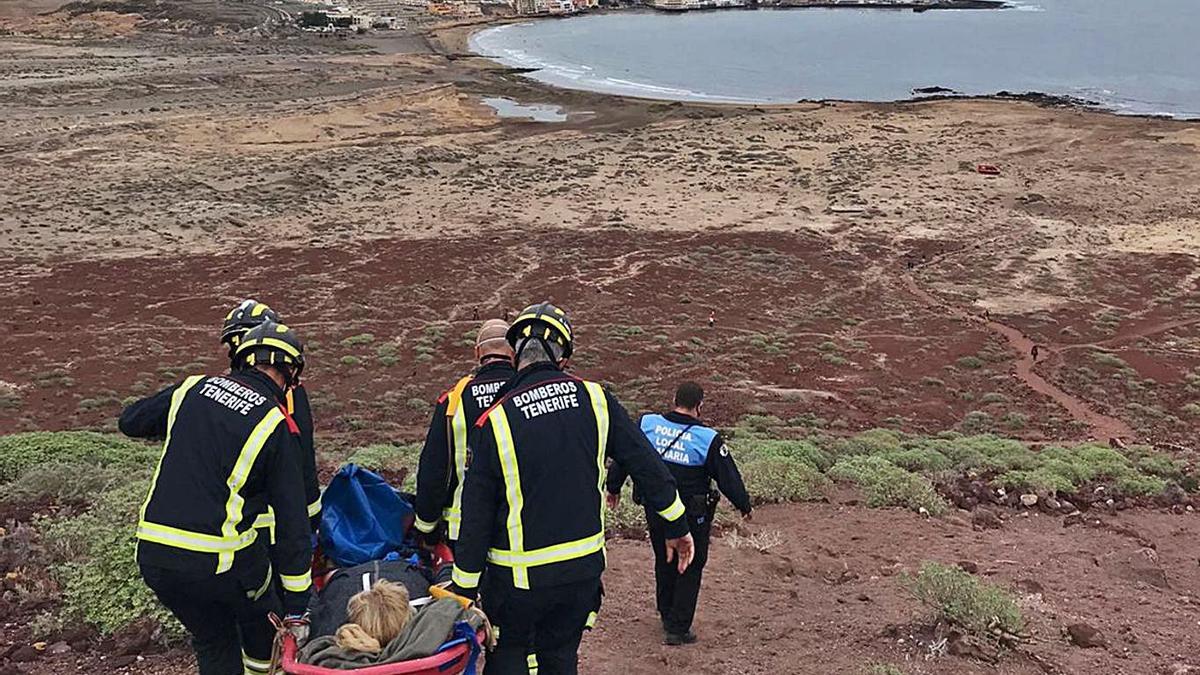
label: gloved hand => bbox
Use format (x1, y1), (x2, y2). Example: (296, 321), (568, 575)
(283, 613), (310, 646)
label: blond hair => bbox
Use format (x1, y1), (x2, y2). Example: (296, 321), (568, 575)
(335, 580), (413, 654)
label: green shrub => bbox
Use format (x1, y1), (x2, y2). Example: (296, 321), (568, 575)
(960, 411), (993, 434)
(45, 480), (181, 637)
(604, 483), (645, 533)
(828, 456), (945, 514)
(903, 562), (1023, 637)
(1115, 473), (1167, 497)
(741, 438), (833, 471)
(340, 355), (362, 366)
(980, 392), (1008, 405)
(742, 457), (829, 503)
(1, 462), (130, 504)
(346, 444), (420, 491)
(956, 356), (985, 369)
(835, 428), (904, 456)
(0, 432), (157, 484)
(864, 665), (905, 675)
(1181, 402), (1200, 418)
(341, 333), (375, 347)
(879, 447), (952, 473)
(1092, 351), (1129, 369)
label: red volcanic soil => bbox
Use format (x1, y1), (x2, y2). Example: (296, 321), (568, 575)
(5, 228), (1187, 447)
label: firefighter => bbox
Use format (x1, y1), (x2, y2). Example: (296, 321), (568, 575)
(414, 318), (515, 549)
(606, 381), (752, 646)
(220, 299), (322, 534)
(450, 302), (695, 675)
(119, 322), (314, 675)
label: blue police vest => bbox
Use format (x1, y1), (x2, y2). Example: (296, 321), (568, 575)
(640, 414), (718, 467)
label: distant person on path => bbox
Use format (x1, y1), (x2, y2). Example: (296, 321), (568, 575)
(450, 302), (694, 674)
(708, 310), (715, 328)
(1031, 344), (1040, 361)
(606, 381), (752, 646)
(414, 318), (515, 550)
(119, 322), (313, 675)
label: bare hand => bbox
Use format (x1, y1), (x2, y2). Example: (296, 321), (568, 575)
(664, 533), (695, 574)
(606, 492), (620, 510)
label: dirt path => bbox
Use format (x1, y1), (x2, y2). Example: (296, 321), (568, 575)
(900, 274), (1135, 442)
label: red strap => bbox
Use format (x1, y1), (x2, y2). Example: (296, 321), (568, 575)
(278, 404), (300, 435)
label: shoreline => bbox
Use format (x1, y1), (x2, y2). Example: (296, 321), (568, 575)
(434, 17), (1198, 123)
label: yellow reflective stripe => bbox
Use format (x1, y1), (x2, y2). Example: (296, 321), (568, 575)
(584, 382), (609, 541)
(252, 507), (275, 530)
(242, 651), (272, 674)
(452, 565), (481, 588)
(487, 531), (605, 567)
(138, 376), (205, 523)
(307, 495), (322, 518)
(448, 403), (468, 541)
(136, 521), (258, 553)
(218, 407), (285, 573)
(286, 388), (295, 415)
(516, 312), (571, 342)
(585, 611), (598, 629)
(491, 406), (528, 588)
(244, 336), (300, 358)
(658, 494), (686, 522)
(414, 516), (439, 534)
(280, 571), (312, 593)
(248, 563), (272, 601)
(527, 653), (539, 674)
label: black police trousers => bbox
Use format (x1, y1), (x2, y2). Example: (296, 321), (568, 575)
(482, 575), (602, 675)
(646, 508), (712, 636)
(140, 563), (279, 675)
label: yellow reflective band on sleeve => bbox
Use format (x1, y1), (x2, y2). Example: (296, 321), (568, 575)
(527, 653), (539, 674)
(307, 495), (322, 518)
(658, 494), (686, 522)
(584, 382), (610, 545)
(217, 407), (286, 573)
(585, 611), (598, 630)
(447, 402), (469, 541)
(136, 521), (258, 553)
(414, 516), (439, 534)
(286, 389), (295, 415)
(452, 565), (481, 589)
(487, 531), (605, 567)
(138, 376), (205, 524)
(242, 651), (272, 674)
(491, 407), (528, 589)
(280, 571), (312, 593)
(252, 507), (276, 530)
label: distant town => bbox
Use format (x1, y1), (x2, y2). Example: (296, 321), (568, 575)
(297, 0), (1001, 30)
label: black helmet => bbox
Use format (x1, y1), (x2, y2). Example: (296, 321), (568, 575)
(507, 302), (574, 360)
(220, 299), (281, 349)
(233, 321), (305, 386)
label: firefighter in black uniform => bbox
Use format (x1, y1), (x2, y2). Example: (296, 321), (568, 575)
(450, 302), (695, 675)
(120, 322), (314, 675)
(414, 318), (515, 549)
(606, 381), (752, 646)
(219, 299), (322, 534)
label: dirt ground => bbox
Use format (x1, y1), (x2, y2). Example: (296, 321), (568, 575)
(1, 0), (1199, 673)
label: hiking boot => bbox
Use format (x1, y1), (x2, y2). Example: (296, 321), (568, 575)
(663, 632), (697, 646)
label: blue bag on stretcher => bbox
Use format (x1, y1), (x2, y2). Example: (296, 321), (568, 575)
(319, 463), (414, 567)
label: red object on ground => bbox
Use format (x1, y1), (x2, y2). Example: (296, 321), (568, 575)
(280, 631), (482, 675)
(976, 163), (1001, 175)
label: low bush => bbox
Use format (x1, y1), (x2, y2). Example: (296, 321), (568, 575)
(828, 456), (946, 514)
(0, 432), (157, 485)
(903, 561), (1023, 638)
(45, 480), (181, 637)
(742, 456), (829, 503)
(346, 443), (420, 491)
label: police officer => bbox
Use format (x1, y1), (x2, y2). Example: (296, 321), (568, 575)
(450, 302), (695, 675)
(119, 322), (314, 675)
(220, 299), (322, 533)
(414, 318), (515, 549)
(606, 381), (751, 646)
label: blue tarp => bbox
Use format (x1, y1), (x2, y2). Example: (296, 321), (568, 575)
(319, 464), (413, 567)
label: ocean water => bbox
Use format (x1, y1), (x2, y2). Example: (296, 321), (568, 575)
(469, 0), (1200, 118)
